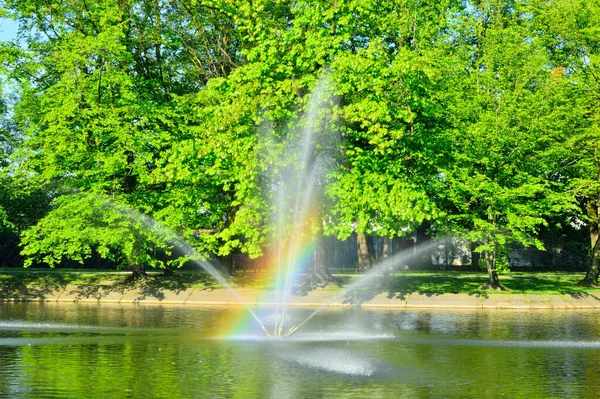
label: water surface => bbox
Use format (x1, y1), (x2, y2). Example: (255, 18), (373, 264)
(0, 303), (599, 398)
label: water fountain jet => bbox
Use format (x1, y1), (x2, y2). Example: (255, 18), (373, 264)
(283, 239), (448, 337)
(102, 73), (444, 340)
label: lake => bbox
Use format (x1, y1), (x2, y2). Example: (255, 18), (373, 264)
(0, 302), (599, 398)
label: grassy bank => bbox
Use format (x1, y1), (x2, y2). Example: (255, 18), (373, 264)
(336, 273), (597, 296)
(0, 269), (597, 297)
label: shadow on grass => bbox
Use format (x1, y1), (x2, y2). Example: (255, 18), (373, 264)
(338, 274), (600, 306)
(505, 277), (600, 302)
(0, 273), (73, 301)
(2, 270), (599, 305)
(132, 273), (218, 302)
(0, 271), (220, 303)
(337, 275), (487, 306)
(503, 276), (584, 294)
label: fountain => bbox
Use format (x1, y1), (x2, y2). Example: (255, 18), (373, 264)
(1, 72), (599, 399)
(2, 77), (599, 398)
(65, 73), (448, 341)
(159, 74), (448, 338)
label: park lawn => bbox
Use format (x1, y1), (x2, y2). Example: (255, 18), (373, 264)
(331, 272), (599, 296)
(0, 269), (219, 290)
(0, 271), (121, 286)
(0, 269), (597, 296)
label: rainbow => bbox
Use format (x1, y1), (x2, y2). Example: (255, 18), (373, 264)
(226, 221), (319, 337)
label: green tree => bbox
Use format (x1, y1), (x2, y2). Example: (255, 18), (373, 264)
(2, 0), (244, 273)
(531, 0), (600, 286)
(194, 0), (459, 281)
(157, 1), (344, 272)
(0, 41), (18, 232)
(0, 39), (52, 240)
(20, 192), (178, 276)
(4, 0), (588, 287)
(438, 0), (575, 289)
(323, 0), (459, 270)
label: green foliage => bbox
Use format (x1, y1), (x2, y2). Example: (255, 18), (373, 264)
(20, 192), (179, 269)
(3, 0), (250, 263)
(437, 1), (577, 279)
(533, 0), (600, 204)
(0, 0), (593, 275)
(0, 43), (51, 234)
(322, 0), (459, 239)
(0, 175), (52, 234)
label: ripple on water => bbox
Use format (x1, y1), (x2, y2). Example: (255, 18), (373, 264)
(224, 331), (394, 343)
(279, 347), (382, 377)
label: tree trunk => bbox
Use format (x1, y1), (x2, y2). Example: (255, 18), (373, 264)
(124, 264), (147, 283)
(123, 240), (147, 283)
(578, 197), (600, 286)
(481, 213), (503, 290)
(415, 221), (432, 268)
(310, 244), (336, 287)
(357, 231), (370, 270)
(303, 239), (336, 288)
(366, 234), (377, 265)
(482, 250), (503, 290)
(381, 236), (390, 287)
(471, 241), (480, 269)
(382, 237), (390, 260)
(579, 243), (600, 287)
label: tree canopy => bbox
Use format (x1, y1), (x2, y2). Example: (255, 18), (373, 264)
(0, 0), (597, 286)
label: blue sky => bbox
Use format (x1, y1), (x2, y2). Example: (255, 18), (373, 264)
(0, 18), (18, 42)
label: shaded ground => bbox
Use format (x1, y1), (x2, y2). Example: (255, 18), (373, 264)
(0, 270), (218, 302)
(0, 269), (598, 305)
(336, 273), (596, 294)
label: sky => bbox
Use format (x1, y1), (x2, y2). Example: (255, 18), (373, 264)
(0, 17), (18, 42)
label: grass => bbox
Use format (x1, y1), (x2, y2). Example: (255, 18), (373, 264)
(0, 270), (220, 289)
(0, 268), (597, 296)
(335, 272), (599, 296)
(0, 271), (121, 286)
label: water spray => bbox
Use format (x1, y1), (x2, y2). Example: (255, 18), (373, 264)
(286, 325), (299, 337)
(284, 239), (449, 336)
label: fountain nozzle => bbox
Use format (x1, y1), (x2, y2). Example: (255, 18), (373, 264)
(261, 325), (273, 337)
(286, 326), (299, 337)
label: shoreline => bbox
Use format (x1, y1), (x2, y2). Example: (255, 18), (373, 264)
(2, 285), (600, 309)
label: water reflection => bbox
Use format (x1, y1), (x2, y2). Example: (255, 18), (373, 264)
(0, 303), (599, 398)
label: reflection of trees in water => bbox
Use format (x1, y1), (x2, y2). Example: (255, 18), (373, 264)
(2, 305), (600, 397)
(414, 312), (433, 333)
